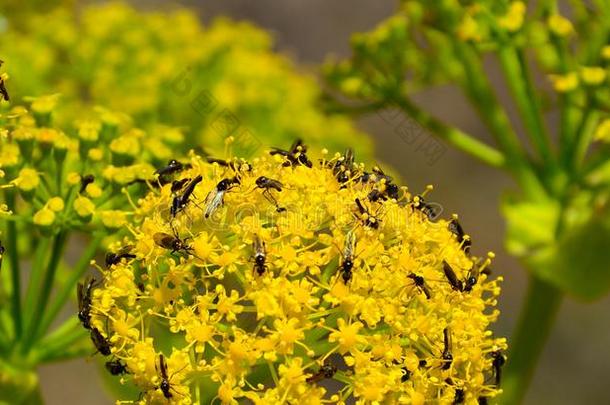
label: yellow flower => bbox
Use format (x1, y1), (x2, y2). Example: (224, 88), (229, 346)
(89, 147), (505, 403)
(498, 1), (526, 33)
(74, 196), (95, 218)
(580, 66), (607, 86)
(550, 72), (579, 92)
(47, 197), (65, 212)
(33, 207), (55, 226)
(13, 168), (40, 191)
(594, 119), (610, 143)
(548, 14), (574, 37)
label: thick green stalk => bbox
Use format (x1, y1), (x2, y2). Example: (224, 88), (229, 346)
(21, 231), (67, 353)
(392, 96), (506, 168)
(497, 46), (554, 167)
(36, 234), (103, 341)
(501, 276), (563, 405)
(6, 192), (23, 340)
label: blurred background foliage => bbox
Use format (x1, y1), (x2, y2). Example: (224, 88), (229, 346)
(0, 1), (373, 158)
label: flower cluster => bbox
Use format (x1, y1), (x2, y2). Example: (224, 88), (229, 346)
(0, 95), (186, 381)
(326, 1), (610, 107)
(88, 142), (506, 404)
(0, 2), (373, 158)
(0, 96), (185, 234)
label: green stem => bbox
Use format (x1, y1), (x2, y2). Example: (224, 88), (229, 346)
(501, 276), (564, 405)
(6, 191), (22, 340)
(21, 231), (67, 353)
(453, 43), (547, 200)
(22, 238), (51, 320)
(36, 233), (103, 341)
(392, 95), (506, 168)
(570, 108), (599, 171)
(497, 46), (554, 166)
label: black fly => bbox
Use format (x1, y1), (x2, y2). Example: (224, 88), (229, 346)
(204, 176), (240, 218)
(77, 277), (96, 329)
(154, 232), (194, 256)
(448, 215), (471, 253)
(354, 198), (381, 229)
(252, 234), (268, 276)
(463, 263), (480, 292)
(170, 175), (203, 218)
(442, 261), (464, 292)
(490, 350), (506, 386)
(0, 74), (9, 102)
(105, 246), (136, 268)
(325, 148), (356, 185)
(79, 174), (95, 194)
(270, 139), (313, 168)
(105, 359), (129, 376)
(207, 157), (252, 172)
(338, 231), (356, 284)
(155, 159), (186, 177)
(441, 327), (453, 370)
(413, 195), (440, 221)
(90, 327), (112, 356)
(255, 176), (286, 212)
(407, 273), (432, 300)
(305, 361), (337, 384)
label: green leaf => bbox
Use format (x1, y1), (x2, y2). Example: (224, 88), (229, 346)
(533, 216), (610, 301)
(503, 194), (610, 300)
(502, 196), (560, 257)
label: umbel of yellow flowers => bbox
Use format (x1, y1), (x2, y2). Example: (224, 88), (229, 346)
(88, 140), (506, 404)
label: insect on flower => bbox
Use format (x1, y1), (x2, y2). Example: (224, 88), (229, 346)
(170, 178), (191, 194)
(407, 273), (432, 299)
(90, 327), (112, 356)
(155, 159), (191, 185)
(490, 350), (506, 386)
(255, 176), (286, 212)
(325, 148), (356, 185)
(354, 198), (381, 229)
(170, 175), (203, 218)
(0, 71), (9, 102)
(79, 174), (95, 194)
(251, 234), (268, 276)
(77, 276), (96, 329)
(154, 232), (194, 256)
(269, 139), (313, 168)
(453, 388), (465, 404)
(306, 360), (337, 384)
(442, 260), (464, 292)
(337, 230), (356, 284)
(105, 245), (136, 268)
(155, 354), (187, 399)
(207, 157), (252, 172)
(441, 327), (453, 370)
(204, 176), (240, 218)
(105, 359), (129, 376)
(412, 195), (440, 221)
(448, 215), (471, 254)
(463, 262), (480, 292)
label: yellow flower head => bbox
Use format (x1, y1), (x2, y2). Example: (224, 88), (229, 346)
(90, 145), (506, 404)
